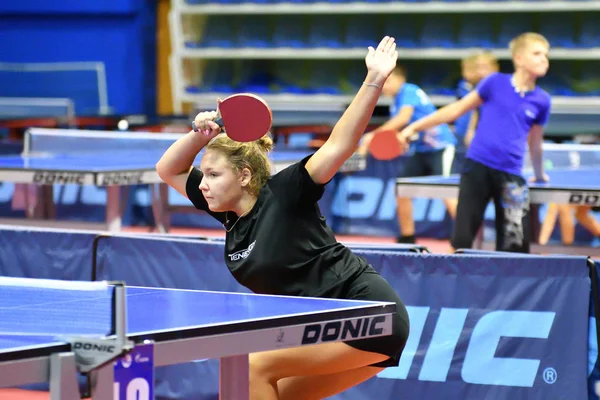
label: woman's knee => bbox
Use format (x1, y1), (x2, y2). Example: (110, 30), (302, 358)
(249, 353), (279, 386)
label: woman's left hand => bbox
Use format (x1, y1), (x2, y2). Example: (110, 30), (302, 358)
(365, 36), (398, 81)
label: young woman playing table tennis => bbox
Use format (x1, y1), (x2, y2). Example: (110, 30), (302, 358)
(156, 36), (409, 400)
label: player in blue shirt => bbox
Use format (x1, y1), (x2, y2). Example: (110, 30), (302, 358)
(398, 33), (552, 253)
(360, 65), (456, 244)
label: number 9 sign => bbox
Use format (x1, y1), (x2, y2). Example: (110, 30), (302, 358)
(113, 343), (154, 400)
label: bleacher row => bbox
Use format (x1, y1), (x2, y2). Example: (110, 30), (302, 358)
(188, 13), (600, 50)
(186, 58), (600, 97)
(182, 10), (600, 97)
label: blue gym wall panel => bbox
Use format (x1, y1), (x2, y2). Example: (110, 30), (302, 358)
(0, 1), (157, 116)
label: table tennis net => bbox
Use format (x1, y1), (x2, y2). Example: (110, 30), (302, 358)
(0, 277), (115, 338)
(24, 128), (600, 170)
(24, 127), (184, 156)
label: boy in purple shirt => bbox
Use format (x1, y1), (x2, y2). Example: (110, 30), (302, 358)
(398, 32), (552, 253)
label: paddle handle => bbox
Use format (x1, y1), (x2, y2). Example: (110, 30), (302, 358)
(192, 116), (224, 133)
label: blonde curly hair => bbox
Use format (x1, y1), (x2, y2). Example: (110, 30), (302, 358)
(206, 133), (274, 196)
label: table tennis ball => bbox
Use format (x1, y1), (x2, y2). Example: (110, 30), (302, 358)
(118, 119), (129, 131)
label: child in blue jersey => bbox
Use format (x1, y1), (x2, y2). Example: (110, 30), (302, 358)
(461, 52), (501, 150)
(451, 52), (499, 174)
(399, 33), (552, 253)
(452, 55), (478, 168)
(446, 52), (500, 220)
(360, 65), (456, 244)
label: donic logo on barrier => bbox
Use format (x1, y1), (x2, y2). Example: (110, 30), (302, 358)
(378, 307), (556, 387)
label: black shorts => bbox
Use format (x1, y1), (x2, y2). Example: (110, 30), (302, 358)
(400, 147), (454, 178)
(451, 158), (531, 253)
(339, 265), (409, 368)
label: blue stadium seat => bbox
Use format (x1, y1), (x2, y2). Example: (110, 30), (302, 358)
(305, 61), (342, 94)
(237, 16), (273, 48)
(579, 14), (600, 48)
(456, 15), (496, 48)
(273, 16), (307, 48)
(418, 64), (454, 95)
(187, 60), (236, 93)
(187, 0), (242, 4)
(540, 77), (576, 97)
(539, 63), (577, 96)
(236, 68), (274, 93)
(281, 0), (311, 4)
(307, 16), (343, 48)
(420, 15), (457, 48)
(360, 0), (393, 4)
(577, 62), (600, 96)
(343, 16), (381, 48)
(270, 60), (309, 94)
(342, 60), (369, 93)
(538, 14), (576, 48)
(382, 16), (421, 48)
(189, 16), (238, 48)
(496, 14), (534, 47)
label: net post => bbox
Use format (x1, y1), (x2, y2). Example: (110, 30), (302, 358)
(68, 280), (133, 374)
(22, 128), (32, 156)
(109, 280), (128, 346)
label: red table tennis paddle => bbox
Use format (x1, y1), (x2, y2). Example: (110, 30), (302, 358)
(368, 130), (403, 160)
(368, 130), (419, 160)
(193, 93), (273, 142)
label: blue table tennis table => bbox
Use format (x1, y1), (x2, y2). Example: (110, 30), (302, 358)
(396, 166), (600, 206)
(396, 143), (600, 253)
(0, 128), (365, 232)
(0, 277), (395, 400)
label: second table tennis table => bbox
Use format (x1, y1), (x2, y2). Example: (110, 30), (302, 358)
(0, 277), (395, 400)
(396, 144), (600, 254)
(396, 166), (600, 207)
(0, 128), (366, 232)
